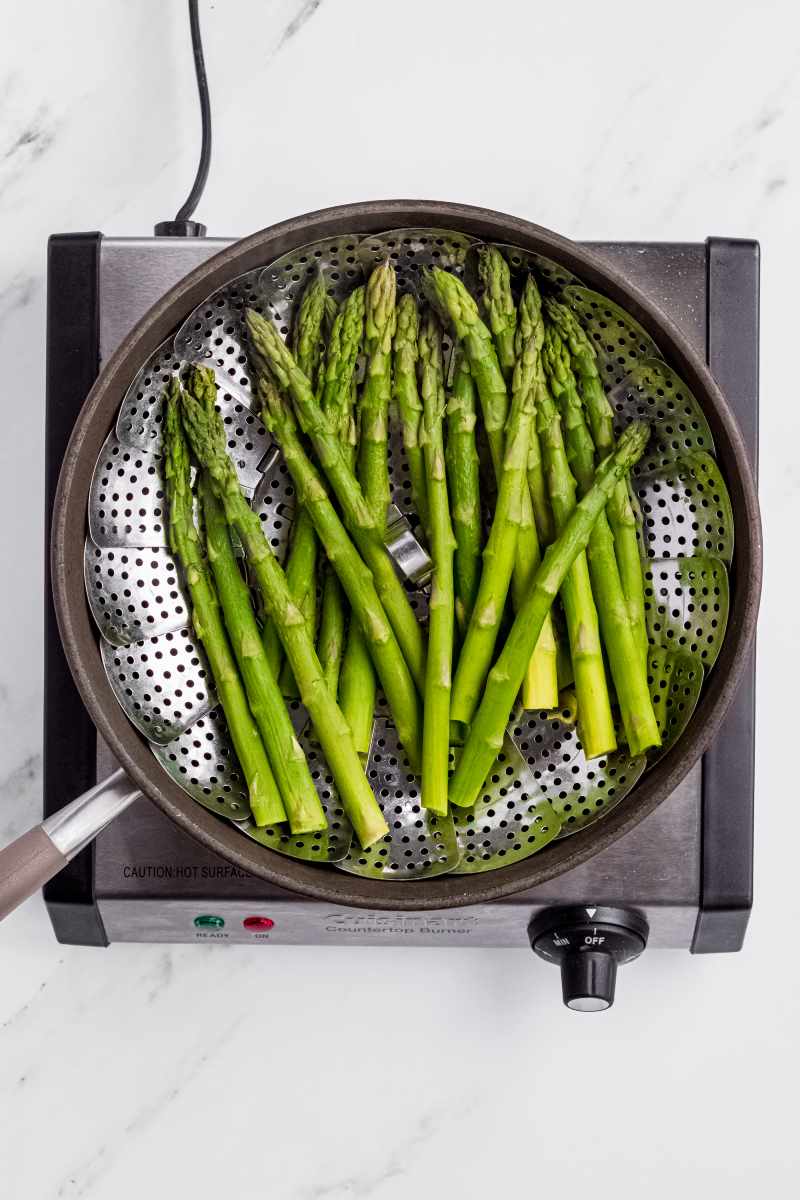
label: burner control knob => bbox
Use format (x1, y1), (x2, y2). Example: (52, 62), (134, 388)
(528, 906), (648, 1011)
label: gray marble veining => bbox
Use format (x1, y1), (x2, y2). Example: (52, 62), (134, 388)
(0, 0), (794, 1196)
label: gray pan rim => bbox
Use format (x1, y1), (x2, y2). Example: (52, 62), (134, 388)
(52, 200), (762, 911)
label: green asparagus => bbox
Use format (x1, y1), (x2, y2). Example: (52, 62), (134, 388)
(340, 269), (395, 753)
(317, 286), (365, 698)
(320, 287), (366, 440)
(424, 267), (508, 479)
(537, 341), (616, 758)
(505, 277), (558, 710)
(163, 386), (286, 828)
(418, 312), (456, 815)
(392, 292), (429, 536)
(543, 326), (660, 755)
(428, 266), (557, 707)
(449, 421), (650, 810)
(445, 347), (482, 633)
(199, 473), (331, 830)
(278, 271), (330, 697)
(358, 262), (396, 534)
(180, 366), (388, 849)
(449, 280), (539, 726)
(477, 245), (517, 382)
(546, 297), (648, 661)
(257, 376), (423, 773)
(245, 307), (426, 692)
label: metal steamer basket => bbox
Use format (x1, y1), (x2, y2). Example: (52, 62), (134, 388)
(23, 202), (759, 916)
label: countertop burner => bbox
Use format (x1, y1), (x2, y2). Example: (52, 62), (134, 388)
(44, 233), (758, 981)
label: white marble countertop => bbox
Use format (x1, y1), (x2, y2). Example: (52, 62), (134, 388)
(0, 0), (794, 1195)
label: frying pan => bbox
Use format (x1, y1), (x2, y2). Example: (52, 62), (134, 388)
(0, 201), (761, 919)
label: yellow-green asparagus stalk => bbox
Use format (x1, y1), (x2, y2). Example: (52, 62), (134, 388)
(316, 287), (365, 700)
(449, 281), (539, 726)
(546, 297), (648, 661)
(278, 271), (329, 697)
(543, 326), (660, 755)
(445, 347), (482, 633)
(392, 292), (429, 536)
(163, 385), (286, 828)
(477, 245), (517, 382)
(340, 268), (396, 754)
(180, 366), (388, 849)
(428, 264), (557, 707)
(199, 473), (333, 830)
(245, 307), (426, 692)
(450, 421), (650, 810)
(505, 276), (558, 710)
(358, 262), (396, 534)
(536, 356), (617, 758)
(418, 312), (456, 814)
(424, 266), (508, 477)
(257, 377), (423, 773)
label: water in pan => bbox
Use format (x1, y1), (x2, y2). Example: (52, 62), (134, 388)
(84, 228), (733, 877)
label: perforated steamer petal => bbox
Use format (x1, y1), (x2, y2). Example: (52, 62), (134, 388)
(51, 201), (761, 911)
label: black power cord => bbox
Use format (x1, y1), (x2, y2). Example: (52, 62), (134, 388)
(155, 0), (211, 237)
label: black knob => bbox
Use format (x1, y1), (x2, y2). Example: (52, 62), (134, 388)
(528, 906), (648, 1011)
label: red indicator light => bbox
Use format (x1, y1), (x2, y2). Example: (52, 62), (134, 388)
(243, 916), (274, 931)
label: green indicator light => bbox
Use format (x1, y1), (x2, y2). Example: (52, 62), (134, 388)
(193, 914), (225, 929)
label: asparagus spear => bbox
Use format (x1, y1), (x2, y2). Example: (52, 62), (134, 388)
(316, 567), (346, 698)
(417, 312), (456, 815)
(340, 270), (396, 753)
(449, 421), (650, 810)
(392, 293), (429, 536)
(277, 272), (330, 697)
(320, 287), (366, 439)
(512, 478), (559, 710)
(336, 369), (373, 747)
(358, 262), (396, 534)
(180, 366), (388, 849)
(317, 287), (365, 697)
(504, 276), (558, 710)
(526, 407), (556, 546)
(546, 298), (648, 661)
(199, 473), (332, 830)
(424, 267), (508, 478)
(293, 268), (329, 384)
(257, 376), (423, 773)
(449, 281), (539, 726)
(445, 347), (482, 633)
(163, 387), (285, 828)
(477, 245), (517, 382)
(543, 327), (660, 755)
(245, 307), (426, 692)
(536, 350), (617, 758)
(428, 265), (557, 706)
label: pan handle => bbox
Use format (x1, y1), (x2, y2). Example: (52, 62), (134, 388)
(0, 769), (141, 921)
